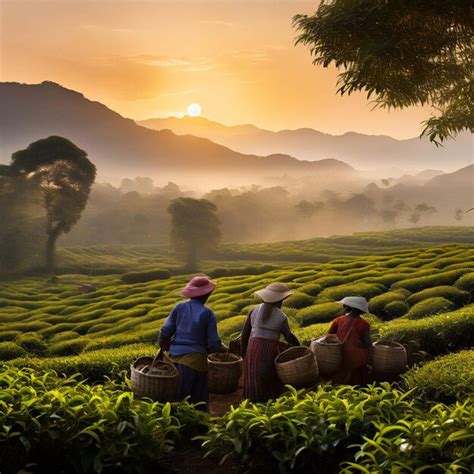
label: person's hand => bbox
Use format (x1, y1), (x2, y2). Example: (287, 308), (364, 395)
(159, 335), (171, 351)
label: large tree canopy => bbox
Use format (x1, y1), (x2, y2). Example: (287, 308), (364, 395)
(11, 136), (96, 273)
(168, 197), (221, 270)
(293, 0), (473, 143)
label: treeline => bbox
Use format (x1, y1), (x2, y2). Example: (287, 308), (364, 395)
(62, 177), (452, 248)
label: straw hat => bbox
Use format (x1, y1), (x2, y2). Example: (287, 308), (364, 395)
(338, 296), (369, 313)
(254, 282), (293, 303)
(182, 276), (216, 299)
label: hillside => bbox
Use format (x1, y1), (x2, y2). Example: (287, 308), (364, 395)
(139, 115), (473, 171)
(0, 81), (354, 182)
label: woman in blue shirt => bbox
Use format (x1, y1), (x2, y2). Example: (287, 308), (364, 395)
(159, 275), (221, 410)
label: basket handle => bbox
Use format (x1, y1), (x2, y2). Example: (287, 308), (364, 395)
(151, 349), (163, 367)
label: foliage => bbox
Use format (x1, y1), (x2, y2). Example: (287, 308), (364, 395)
(379, 305), (474, 356)
(297, 302), (343, 325)
(120, 269), (171, 284)
(168, 197), (221, 270)
(0, 342), (26, 361)
(0, 366), (209, 474)
(293, 0), (474, 142)
(10, 136), (96, 273)
(367, 291), (405, 319)
(382, 300), (409, 319)
(403, 350), (474, 403)
(407, 285), (470, 307)
(406, 297), (456, 319)
(199, 384), (474, 473)
(454, 272), (474, 293)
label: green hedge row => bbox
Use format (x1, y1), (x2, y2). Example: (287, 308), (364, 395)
(403, 350), (474, 404)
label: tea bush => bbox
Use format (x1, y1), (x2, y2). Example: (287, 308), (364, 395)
(379, 306), (474, 355)
(199, 384), (473, 473)
(297, 302), (343, 325)
(383, 300), (409, 319)
(454, 271), (474, 293)
(0, 366), (209, 474)
(407, 285), (470, 307)
(285, 292), (314, 309)
(120, 269), (172, 283)
(391, 269), (466, 293)
(368, 291), (405, 318)
(406, 297), (456, 319)
(50, 338), (90, 356)
(403, 350), (474, 403)
(0, 342), (26, 361)
(317, 283), (385, 302)
(15, 332), (47, 355)
(9, 343), (157, 381)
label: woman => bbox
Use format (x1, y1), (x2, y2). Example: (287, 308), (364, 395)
(328, 296), (372, 385)
(159, 275), (221, 411)
(241, 282), (300, 403)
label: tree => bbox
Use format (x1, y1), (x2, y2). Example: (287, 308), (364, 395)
(11, 136), (96, 273)
(167, 197), (221, 270)
(294, 1), (473, 142)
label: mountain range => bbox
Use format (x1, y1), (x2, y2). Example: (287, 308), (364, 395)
(0, 81), (354, 183)
(139, 116), (472, 171)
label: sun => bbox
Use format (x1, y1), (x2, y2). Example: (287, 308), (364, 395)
(187, 103), (202, 117)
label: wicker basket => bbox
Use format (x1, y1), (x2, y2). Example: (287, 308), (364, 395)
(310, 335), (342, 379)
(372, 341), (407, 375)
(131, 356), (179, 402)
(208, 352), (243, 394)
(275, 346), (318, 388)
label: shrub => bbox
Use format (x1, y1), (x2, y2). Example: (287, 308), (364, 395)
(285, 292), (314, 309)
(454, 272), (474, 293)
(111, 297), (155, 310)
(379, 305), (474, 356)
(299, 283), (323, 297)
(383, 300), (409, 319)
(49, 330), (80, 343)
(318, 283), (386, 302)
(406, 297), (456, 319)
(15, 333), (48, 355)
(368, 292), (405, 317)
(10, 343), (157, 381)
(0, 330), (21, 342)
(403, 350), (474, 403)
(391, 269), (466, 293)
(218, 315), (247, 341)
(297, 302), (343, 325)
(120, 269), (171, 283)
(49, 338), (89, 356)
(0, 342), (27, 361)
(0, 366), (208, 474)
(407, 285), (470, 307)
(200, 384), (473, 473)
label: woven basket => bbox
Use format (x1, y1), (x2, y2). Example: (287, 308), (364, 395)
(310, 335), (342, 378)
(131, 356), (179, 402)
(228, 332), (242, 356)
(275, 346), (318, 388)
(208, 352), (243, 394)
(372, 341), (407, 375)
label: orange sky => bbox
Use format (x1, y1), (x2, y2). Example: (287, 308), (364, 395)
(0, 0), (432, 137)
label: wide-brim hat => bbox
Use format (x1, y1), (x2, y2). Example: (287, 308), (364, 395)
(182, 276), (216, 299)
(254, 282), (293, 303)
(338, 296), (369, 313)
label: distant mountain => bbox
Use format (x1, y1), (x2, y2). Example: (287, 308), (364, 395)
(139, 116), (473, 171)
(0, 81), (354, 183)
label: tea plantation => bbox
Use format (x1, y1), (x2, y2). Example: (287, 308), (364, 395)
(1, 228), (473, 472)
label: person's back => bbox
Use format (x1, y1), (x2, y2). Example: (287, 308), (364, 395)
(166, 299), (220, 357)
(249, 303), (287, 341)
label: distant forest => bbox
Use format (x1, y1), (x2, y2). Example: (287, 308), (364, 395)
(61, 176), (470, 246)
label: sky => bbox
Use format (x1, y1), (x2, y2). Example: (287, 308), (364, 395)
(0, 0), (432, 137)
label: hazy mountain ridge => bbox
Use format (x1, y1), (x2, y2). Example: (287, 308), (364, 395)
(139, 116), (473, 171)
(0, 81), (354, 183)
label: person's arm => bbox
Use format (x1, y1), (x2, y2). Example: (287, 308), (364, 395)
(281, 319), (300, 346)
(328, 318), (339, 335)
(159, 306), (178, 351)
(240, 313), (252, 357)
(206, 310), (222, 354)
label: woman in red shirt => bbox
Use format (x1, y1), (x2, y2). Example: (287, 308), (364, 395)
(328, 296), (372, 385)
